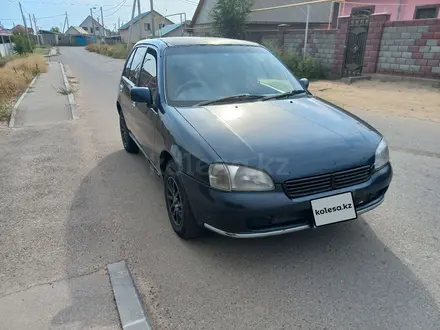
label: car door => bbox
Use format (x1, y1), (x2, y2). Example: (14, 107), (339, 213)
(119, 47), (137, 130)
(135, 46), (159, 162)
(121, 46), (147, 141)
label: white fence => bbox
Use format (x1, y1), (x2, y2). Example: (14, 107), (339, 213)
(0, 42), (13, 57)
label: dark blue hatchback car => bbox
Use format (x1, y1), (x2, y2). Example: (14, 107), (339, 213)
(117, 37), (392, 239)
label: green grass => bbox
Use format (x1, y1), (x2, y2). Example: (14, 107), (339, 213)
(85, 43), (130, 59)
(34, 46), (51, 55)
(0, 103), (9, 122)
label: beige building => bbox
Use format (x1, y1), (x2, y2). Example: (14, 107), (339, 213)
(189, 0), (338, 36)
(119, 10), (174, 43)
(65, 26), (89, 36)
(79, 15), (111, 37)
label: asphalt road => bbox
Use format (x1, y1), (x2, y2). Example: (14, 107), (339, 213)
(5, 46), (440, 330)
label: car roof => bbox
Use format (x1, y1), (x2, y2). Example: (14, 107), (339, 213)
(136, 36), (260, 48)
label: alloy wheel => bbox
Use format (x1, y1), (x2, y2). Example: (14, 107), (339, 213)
(166, 176), (183, 227)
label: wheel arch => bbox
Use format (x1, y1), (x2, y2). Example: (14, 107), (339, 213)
(160, 150), (174, 174)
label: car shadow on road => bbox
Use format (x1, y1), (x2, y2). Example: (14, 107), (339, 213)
(55, 150), (440, 329)
(52, 149), (164, 329)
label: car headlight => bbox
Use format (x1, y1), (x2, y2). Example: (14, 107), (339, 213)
(374, 139), (389, 170)
(209, 164), (275, 191)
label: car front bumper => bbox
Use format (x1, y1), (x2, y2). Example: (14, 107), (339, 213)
(182, 163), (393, 238)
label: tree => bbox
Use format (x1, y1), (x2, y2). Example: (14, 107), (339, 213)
(50, 27), (60, 33)
(210, 0), (253, 39)
(12, 31), (35, 55)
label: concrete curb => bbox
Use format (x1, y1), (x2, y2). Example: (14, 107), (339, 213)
(8, 75), (38, 128)
(108, 260), (153, 330)
(59, 61), (79, 120)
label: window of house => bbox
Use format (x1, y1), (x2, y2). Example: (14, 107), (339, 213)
(139, 49), (157, 96)
(90, 28), (94, 33)
(83, 27), (88, 31)
(144, 23), (151, 31)
(351, 6), (375, 16)
(414, 5), (439, 19)
(95, 27), (100, 32)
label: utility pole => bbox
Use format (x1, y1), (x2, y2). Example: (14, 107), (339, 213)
(18, 2), (33, 51)
(62, 15), (66, 33)
(28, 13), (36, 45)
(127, 0), (136, 49)
(137, 0), (142, 40)
(100, 6), (106, 37)
(150, 0), (155, 37)
(33, 14), (40, 45)
(90, 8), (96, 38)
(118, 17), (120, 29)
(65, 11), (69, 31)
(303, 5), (310, 59)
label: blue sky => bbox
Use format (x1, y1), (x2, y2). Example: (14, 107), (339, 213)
(1, 0), (199, 31)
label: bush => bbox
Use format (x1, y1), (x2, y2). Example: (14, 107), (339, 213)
(263, 43), (326, 80)
(86, 43), (130, 59)
(0, 55), (19, 68)
(279, 53), (326, 80)
(12, 31), (35, 55)
(0, 54), (48, 121)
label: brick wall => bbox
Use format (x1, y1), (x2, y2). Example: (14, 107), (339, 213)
(377, 19), (440, 78)
(283, 30), (337, 69)
(252, 16), (440, 79)
(364, 14), (390, 74)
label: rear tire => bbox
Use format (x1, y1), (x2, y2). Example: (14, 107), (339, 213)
(164, 161), (202, 240)
(119, 112), (139, 154)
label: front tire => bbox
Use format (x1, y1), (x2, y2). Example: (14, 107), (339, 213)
(119, 112), (139, 154)
(164, 161), (202, 239)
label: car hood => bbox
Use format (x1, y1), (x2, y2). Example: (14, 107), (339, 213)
(175, 96), (382, 182)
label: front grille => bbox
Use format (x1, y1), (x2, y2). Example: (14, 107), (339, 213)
(283, 165), (372, 198)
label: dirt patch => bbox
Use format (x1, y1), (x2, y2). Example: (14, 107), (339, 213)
(309, 80), (440, 122)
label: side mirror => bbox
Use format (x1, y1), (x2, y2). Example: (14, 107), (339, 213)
(131, 87), (153, 105)
(299, 78), (309, 89)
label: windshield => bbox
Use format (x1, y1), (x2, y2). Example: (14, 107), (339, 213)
(164, 45), (305, 107)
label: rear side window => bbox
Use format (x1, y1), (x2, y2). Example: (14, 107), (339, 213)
(128, 47), (147, 84)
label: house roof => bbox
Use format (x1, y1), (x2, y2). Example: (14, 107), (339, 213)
(119, 11), (151, 30)
(38, 29), (58, 34)
(190, 0), (332, 26)
(11, 24), (33, 33)
(0, 27), (12, 36)
(80, 15), (107, 30)
(156, 23), (182, 37)
(68, 26), (89, 35)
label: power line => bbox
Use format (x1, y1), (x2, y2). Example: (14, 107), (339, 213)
(103, 0), (128, 12)
(105, 0), (129, 17)
(181, 0), (198, 5)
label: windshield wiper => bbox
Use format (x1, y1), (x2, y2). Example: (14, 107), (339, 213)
(262, 90), (306, 101)
(195, 94), (265, 106)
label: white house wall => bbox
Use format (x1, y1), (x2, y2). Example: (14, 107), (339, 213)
(120, 13), (174, 43)
(193, 0), (333, 25)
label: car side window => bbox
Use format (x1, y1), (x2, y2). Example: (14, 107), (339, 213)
(128, 47), (147, 84)
(139, 49), (157, 96)
(123, 48), (137, 78)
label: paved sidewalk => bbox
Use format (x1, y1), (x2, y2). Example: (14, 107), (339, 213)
(14, 61), (72, 127)
(0, 58), (121, 329)
(0, 270), (118, 330)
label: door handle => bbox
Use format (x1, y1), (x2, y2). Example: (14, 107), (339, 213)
(119, 84), (124, 92)
(132, 101), (136, 107)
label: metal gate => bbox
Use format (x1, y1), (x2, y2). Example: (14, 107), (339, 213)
(342, 11), (371, 77)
